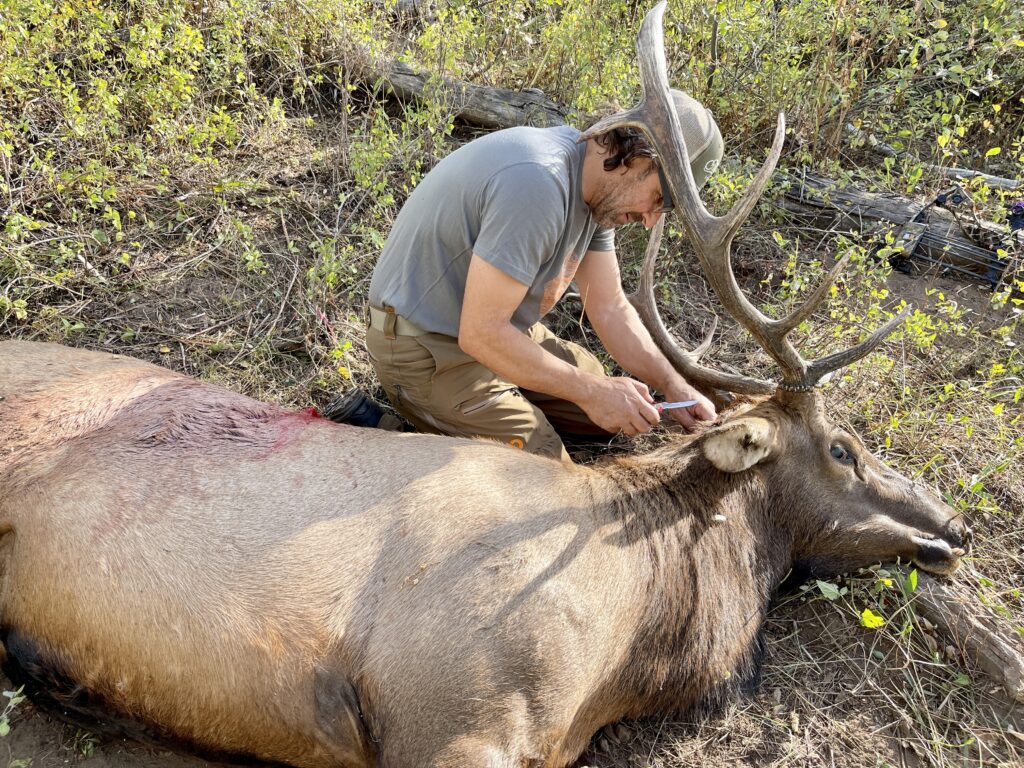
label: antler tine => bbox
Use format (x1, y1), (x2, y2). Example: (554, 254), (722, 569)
(625, 3), (812, 385)
(603, 2), (911, 392)
(804, 307), (913, 385)
(627, 217), (776, 395)
(775, 255), (850, 335)
(722, 113), (786, 244)
(578, 108), (650, 143)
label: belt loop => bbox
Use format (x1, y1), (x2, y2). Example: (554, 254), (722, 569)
(383, 305), (397, 340)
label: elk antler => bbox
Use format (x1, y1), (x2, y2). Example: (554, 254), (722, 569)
(580, 1), (910, 393)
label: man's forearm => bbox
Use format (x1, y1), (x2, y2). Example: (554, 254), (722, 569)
(588, 300), (686, 394)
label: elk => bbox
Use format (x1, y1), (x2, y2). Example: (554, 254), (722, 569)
(0, 3), (970, 767)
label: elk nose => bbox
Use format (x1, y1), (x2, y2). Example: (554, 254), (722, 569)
(946, 518), (973, 554)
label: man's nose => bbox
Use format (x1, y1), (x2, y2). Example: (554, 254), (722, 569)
(642, 210), (664, 229)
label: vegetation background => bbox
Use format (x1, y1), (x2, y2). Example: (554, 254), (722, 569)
(0, 0), (1022, 765)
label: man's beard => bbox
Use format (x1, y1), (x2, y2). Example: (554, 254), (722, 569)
(589, 191), (624, 229)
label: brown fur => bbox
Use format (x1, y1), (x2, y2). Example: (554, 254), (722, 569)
(0, 341), (969, 768)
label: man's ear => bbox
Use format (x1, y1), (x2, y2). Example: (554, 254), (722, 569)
(701, 417), (777, 473)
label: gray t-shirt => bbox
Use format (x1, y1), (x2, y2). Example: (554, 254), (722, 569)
(368, 125), (615, 337)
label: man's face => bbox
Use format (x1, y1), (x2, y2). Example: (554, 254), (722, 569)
(589, 158), (668, 230)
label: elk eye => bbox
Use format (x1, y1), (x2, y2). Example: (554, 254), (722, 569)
(830, 444), (855, 465)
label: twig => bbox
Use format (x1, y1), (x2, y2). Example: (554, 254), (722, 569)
(76, 253), (106, 282)
(266, 212), (302, 342)
(706, 12), (719, 95)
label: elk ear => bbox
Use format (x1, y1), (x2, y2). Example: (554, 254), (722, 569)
(701, 417), (778, 473)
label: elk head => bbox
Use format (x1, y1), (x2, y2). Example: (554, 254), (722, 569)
(580, 1), (971, 576)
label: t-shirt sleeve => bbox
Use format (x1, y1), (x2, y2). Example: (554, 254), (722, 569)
(588, 226), (615, 252)
(472, 163), (567, 286)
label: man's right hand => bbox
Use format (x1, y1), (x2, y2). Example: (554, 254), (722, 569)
(578, 377), (661, 437)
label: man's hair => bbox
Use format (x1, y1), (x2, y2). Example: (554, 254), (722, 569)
(584, 90), (724, 192)
(590, 126), (656, 172)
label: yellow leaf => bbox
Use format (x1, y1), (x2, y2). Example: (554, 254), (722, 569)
(986, 147), (1001, 156)
(932, 18), (948, 29)
(158, 345), (171, 354)
(337, 365), (351, 380)
(861, 608), (886, 629)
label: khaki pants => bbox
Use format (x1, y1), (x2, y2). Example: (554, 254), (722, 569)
(366, 323), (613, 462)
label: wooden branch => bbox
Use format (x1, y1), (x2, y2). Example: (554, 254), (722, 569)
(776, 171), (1015, 284)
(845, 124), (1022, 191)
(350, 44), (569, 130)
(914, 572), (1024, 703)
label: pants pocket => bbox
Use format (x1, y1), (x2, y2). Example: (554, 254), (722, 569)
(457, 387), (519, 416)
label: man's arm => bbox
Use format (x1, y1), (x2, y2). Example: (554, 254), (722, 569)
(574, 247), (717, 430)
(458, 254), (660, 437)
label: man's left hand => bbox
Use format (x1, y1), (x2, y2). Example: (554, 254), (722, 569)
(662, 383), (716, 432)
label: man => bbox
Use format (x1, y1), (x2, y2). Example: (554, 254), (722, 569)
(364, 90), (723, 462)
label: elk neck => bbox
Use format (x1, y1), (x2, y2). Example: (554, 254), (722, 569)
(594, 442), (796, 716)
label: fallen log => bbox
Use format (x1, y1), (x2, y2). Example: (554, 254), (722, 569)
(383, 62), (569, 129)
(914, 572), (1024, 704)
(351, 47), (569, 129)
(776, 171), (1017, 286)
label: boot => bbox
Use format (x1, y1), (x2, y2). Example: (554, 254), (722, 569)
(323, 389), (404, 430)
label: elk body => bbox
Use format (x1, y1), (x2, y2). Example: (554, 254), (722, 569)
(0, 4), (971, 767)
(0, 341), (969, 768)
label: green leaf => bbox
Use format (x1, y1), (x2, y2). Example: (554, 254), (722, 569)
(861, 608), (886, 629)
(817, 580), (841, 600)
(905, 568), (918, 594)
(0, 720), (9, 737)
(954, 674), (971, 686)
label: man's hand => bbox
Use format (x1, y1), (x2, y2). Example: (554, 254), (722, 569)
(662, 382), (716, 431)
(578, 377), (661, 437)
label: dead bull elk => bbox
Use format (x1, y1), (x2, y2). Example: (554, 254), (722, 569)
(0, 3), (971, 767)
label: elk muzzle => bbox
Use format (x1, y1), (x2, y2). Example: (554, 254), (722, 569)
(913, 517), (972, 576)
